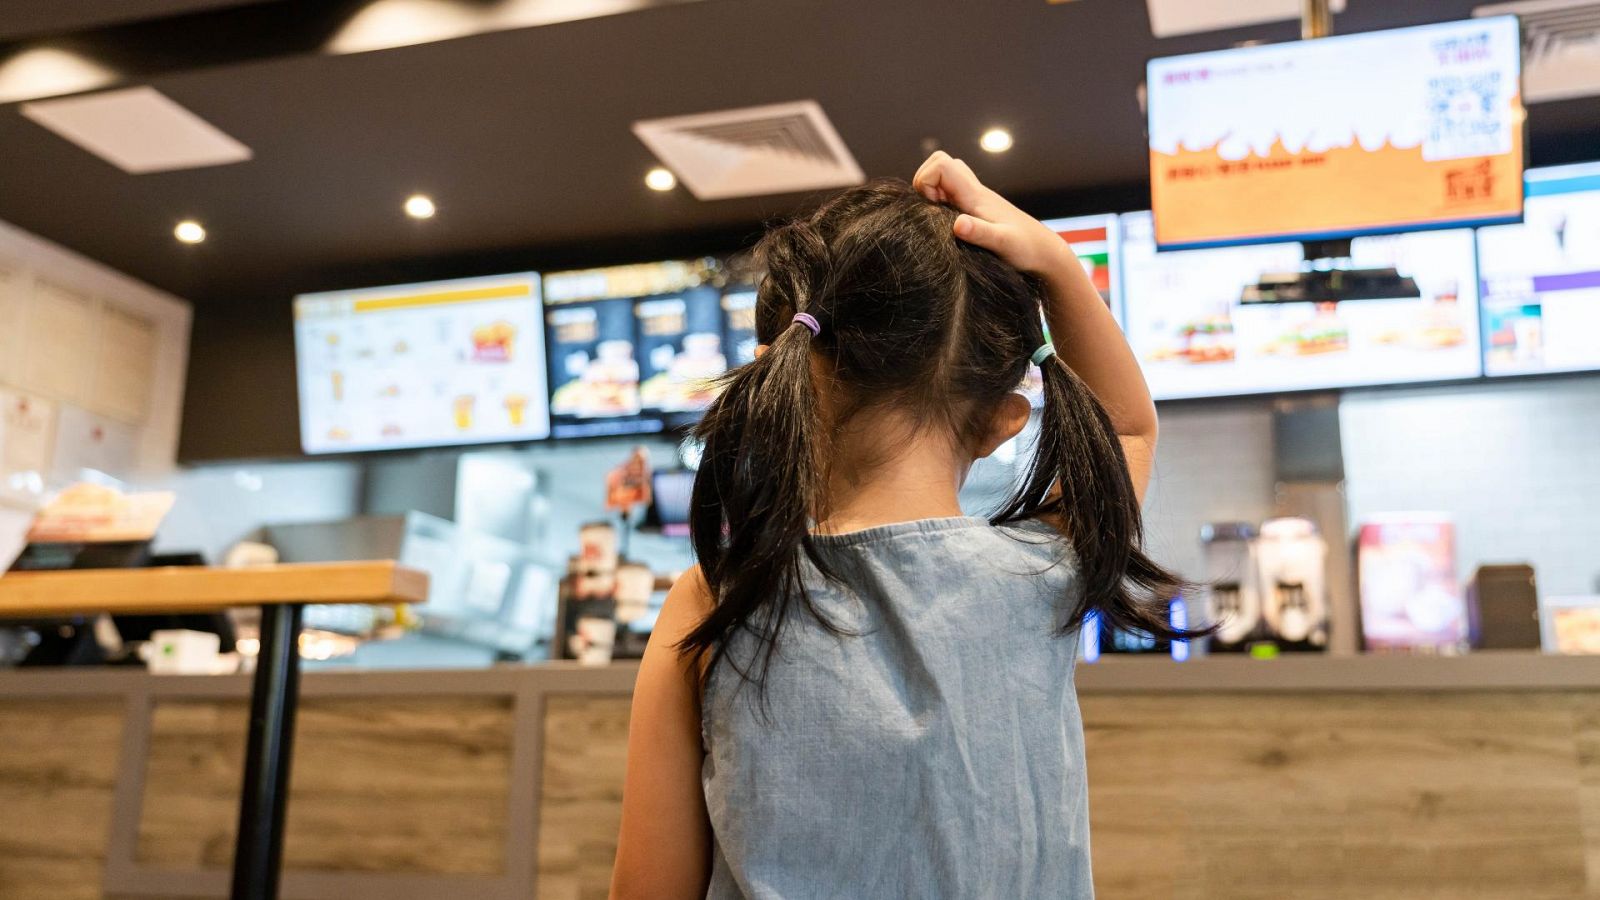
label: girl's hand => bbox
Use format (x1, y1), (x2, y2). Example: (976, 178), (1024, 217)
(911, 151), (1077, 279)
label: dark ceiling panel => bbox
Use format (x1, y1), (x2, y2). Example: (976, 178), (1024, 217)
(0, 0), (265, 41)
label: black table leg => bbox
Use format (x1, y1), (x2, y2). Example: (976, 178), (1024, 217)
(230, 602), (304, 900)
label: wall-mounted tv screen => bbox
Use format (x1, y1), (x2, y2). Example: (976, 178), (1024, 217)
(1120, 211), (1482, 400)
(542, 259), (727, 438)
(1477, 162), (1600, 377)
(294, 273), (548, 454)
(1042, 213), (1124, 322)
(720, 254), (762, 370)
(1019, 214), (1125, 403)
(1147, 16), (1524, 250)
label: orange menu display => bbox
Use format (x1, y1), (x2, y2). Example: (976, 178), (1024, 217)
(1147, 17), (1524, 249)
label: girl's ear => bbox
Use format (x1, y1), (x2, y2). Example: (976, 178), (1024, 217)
(754, 344), (769, 359)
(976, 392), (1031, 459)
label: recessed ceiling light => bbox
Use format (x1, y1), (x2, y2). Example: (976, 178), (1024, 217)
(980, 127), (1013, 154)
(404, 194), (436, 219)
(0, 46), (117, 104)
(174, 220), (206, 244)
(645, 167), (677, 192)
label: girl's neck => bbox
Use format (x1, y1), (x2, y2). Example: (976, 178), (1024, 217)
(814, 417), (970, 535)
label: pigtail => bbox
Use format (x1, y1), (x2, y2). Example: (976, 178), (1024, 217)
(679, 224), (840, 690)
(997, 356), (1200, 642)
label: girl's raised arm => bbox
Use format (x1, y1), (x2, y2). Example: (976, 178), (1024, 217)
(912, 152), (1158, 502)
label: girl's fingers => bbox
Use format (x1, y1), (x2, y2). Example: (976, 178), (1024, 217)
(913, 151), (953, 202)
(914, 154), (982, 208)
(953, 214), (1011, 255)
(930, 157), (986, 212)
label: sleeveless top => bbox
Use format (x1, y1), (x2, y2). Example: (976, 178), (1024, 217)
(701, 516), (1094, 899)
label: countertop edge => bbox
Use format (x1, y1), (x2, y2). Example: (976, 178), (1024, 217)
(3, 653), (1599, 697)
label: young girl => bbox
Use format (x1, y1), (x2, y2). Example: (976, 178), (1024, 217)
(610, 153), (1191, 899)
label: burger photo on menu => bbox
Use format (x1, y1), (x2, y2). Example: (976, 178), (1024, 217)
(546, 300), (642, 420)
(542, 259), (725, 437)
(1119, 212), (1482, 400)
(637, 284), (727, 423)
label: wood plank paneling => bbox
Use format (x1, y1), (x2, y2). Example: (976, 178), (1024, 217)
(1081, 692), (1600, 899)
(136, 695), (514, 875)
(7, 670), (1600, 899)
(0, 699), (125, 900)
(528, 692), (1600, 899)
(537, 695), (631, 900)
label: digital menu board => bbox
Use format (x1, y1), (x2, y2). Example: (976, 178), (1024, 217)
(1041, 213), (1123, 320)
(1147, 17), (1524, 249)
(1477, 162), (1600, 377)
(721, 284), (759, 369)
(295, 273), (548, 454)
(1020, 214), (1125, 402)
(720, 253), (762, 370)
(543, 259), (725, 438)
(1120, 211), (1482, 400)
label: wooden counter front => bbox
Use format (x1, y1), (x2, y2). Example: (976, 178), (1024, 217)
(1, 657), (1598, 899)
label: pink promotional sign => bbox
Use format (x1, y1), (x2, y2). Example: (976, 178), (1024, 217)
(1357, 514), (1468, 652)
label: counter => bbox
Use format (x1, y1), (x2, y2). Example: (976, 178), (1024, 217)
(2, 655), (1598, 899)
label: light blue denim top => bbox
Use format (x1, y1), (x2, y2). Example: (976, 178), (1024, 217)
(701, 516), (1093, 899)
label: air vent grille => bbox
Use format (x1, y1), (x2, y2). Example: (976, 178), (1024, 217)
(1478, 0), (1600, 101)
(632, 101), (864, 200)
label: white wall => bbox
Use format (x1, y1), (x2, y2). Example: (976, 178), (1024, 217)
(958, 400), (1280, 583)
(142, 374), (1600, 601)
(0, 217), (192, 479)
(1341, 377), (1600, 597)
(1142, 401), (1279, 582)
(149, 461), (365, 563)
(1128, 376), (1600, 598)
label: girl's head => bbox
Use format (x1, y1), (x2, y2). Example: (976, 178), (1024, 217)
(684, 179), (1190, 682)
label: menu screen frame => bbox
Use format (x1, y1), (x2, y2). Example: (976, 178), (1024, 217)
(1119, 210), (1485, 401)
(1476, 161), (1600, 379)
(294, 272), (550, 455)
(1146, 16), (1526, 251)
(542, 258), (731, 440)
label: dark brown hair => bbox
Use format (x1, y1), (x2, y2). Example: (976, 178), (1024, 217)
(683, 179), (1197, 685)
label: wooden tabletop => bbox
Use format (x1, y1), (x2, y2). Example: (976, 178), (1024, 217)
(0, 561), (428, 618)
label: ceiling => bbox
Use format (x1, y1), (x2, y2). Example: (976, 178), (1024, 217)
(0, 0), (258, 41)
(3, 0), (1596, 318)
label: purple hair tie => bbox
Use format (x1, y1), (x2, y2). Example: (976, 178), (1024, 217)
(792, 312), (821, 336)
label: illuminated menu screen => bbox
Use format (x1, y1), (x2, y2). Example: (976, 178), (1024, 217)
(543, 259), (727, 438)
(1120, 211), (1482, 400)
(1021, 214), (1124, 403)
(722, 288), (759, 365)
(1147, 17), (1523, 249)
(1041, 213), (1123, 320)
(294, 273), (549, 454)
(1477, 163), (1600, 377)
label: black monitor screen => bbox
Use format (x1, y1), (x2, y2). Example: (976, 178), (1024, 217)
(543, 259), (725, 438)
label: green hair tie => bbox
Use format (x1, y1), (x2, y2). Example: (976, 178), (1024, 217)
(1030, 344), (1056, 367)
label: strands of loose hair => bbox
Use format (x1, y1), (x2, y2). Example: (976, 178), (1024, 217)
(681, 179), (1204, 691)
